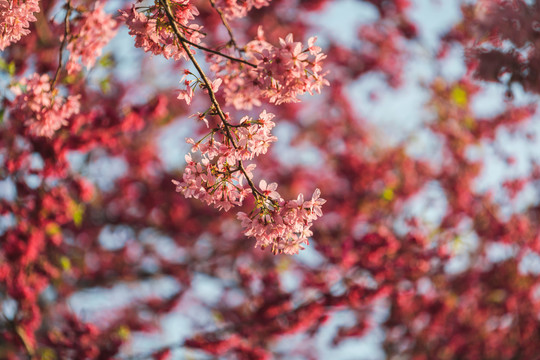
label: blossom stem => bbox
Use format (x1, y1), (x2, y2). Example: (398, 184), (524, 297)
(208, 0), (242, 52)
(167, 13), (255, 68)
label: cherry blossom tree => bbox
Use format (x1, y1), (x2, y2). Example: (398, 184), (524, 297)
(1, 0), (540, 359)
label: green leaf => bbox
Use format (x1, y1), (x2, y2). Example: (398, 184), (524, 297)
(68, 200), (85, 227)
(451, 86), (467, 107)
(381, 188), (394, 201)
(45, 223), (61, 236)
(116, 325), (130, 340)
(40, 347), (57, 360)
(0, 59), (15, 76)
(7, 62), (15, 76)
(59, 256), (71, 271)
(98, 53), (115, 68)
(99, 77), (111, 93)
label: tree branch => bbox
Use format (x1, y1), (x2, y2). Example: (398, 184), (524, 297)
(51, 0), (72, 88)
(208, 0), (241, 52)
(160, 0), (263, 198)
(180, 33), (255, 68)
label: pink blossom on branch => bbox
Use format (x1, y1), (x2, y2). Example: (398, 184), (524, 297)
(172, 110), (278, 211)
(177, 79), (194, 105)
(0, 0), (40, 51)
(122, 0), (328, 253)
(255, 33), (330, 104)
(237, 187), (326, 255)
(171, 107), (325, 254)
(213, 0), (271, 19)
(259, 179), (279, 200)
(65, 2), (118, 74)
(120, 0), (203, 61)
(209, 31), (329, 109)
(10, 73), (80, 138)
(154, 0), (329, 253)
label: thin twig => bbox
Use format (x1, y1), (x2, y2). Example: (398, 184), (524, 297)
(161, 3), (254, 67)
(177, 34), (255, 68)
(51, 0), (72, 88)
(120, 295), (325, 360)
(160, 0), (263, 198)
(2, 315), (35, 359)
(15, 325), (35, 360)
(208, 0), (241, 52)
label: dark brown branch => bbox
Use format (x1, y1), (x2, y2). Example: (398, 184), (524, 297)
(2, 315), (36, 359)
(208, 0), (241, 52)
(120, 295), (325, 360)
(174, 29), (255, 68)
(51, 0), (72, 88)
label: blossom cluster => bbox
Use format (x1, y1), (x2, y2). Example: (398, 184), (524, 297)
(213, 0), (271, 19)
(172, 107), (326, 254)
(177, 70), (223, 105)
(11, 73), (80, 137)
(5, 0), (540, 358)
(66, 2), (118, 74)
(210, 31), (329, 109)
(172, 110), (277, 211)
(254, 34), (329, 104)
(0, 0), (40, 50)
(238, 187), (325, 255)
(121, 0), (203, 61)
(121, 0), (327, 254)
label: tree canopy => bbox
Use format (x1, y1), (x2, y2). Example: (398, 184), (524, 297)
(2, 0), (540, 359)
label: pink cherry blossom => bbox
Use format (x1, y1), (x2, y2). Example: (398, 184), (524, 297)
(65, 2), (118, 74)
(213, 0), (271, 19)
(210, 78), (222, 93)
(209, 32), (329, 109)
(177, 80), (194, 105)
(236, 187), (325, 255)
(10, 73), (80, 138)
(121, 1), (203, 61)
(259, 179), (279, 200)
(0, 0), (40, 51)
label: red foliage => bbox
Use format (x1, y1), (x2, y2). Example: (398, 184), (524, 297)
(2, 0), (540, 359)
